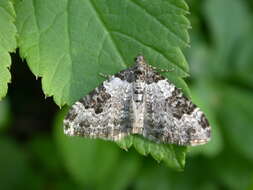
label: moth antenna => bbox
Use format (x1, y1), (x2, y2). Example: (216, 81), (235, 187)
(99, 73), (111, 79)
(158, 68), (175, 73)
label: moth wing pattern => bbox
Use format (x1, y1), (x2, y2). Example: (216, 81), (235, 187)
(63, 55), (211, 146)
(64, 69), (133, 141)
(144, 79), (211, 146)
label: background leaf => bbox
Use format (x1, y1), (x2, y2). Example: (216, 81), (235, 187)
(0, 0), (17, 100)
(0, 136), (37, 190)
(0, 98), (11, 131)
(210, 150), (253, 190)
(234, 26), (253, 87)
(217, 86), (253, 161)
(203, 0), (251, 77)
(135, 166), (172, 190)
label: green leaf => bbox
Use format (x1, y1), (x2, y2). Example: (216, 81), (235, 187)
(28, 135), (64, 174)
(135, 166), (171, 190)
(217, 85), (253, 161)
(15, 0), (190, 106)
(185, 39), (213, 79)
(234, 26), (253, 87)
(248, 178), (253, 190)
(96, 151), (141, 190)
(117, 135), (186, 171)
(0, 136), (39, 190)
(203, 0), (251, 77)
(0, 98), (11, 131)
(204, 0), (250, 49)
(211, 150), (253, 190)
(0, 0), (17, 100)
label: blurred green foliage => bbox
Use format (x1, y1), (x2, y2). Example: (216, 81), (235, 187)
(0, 0), (253, 189)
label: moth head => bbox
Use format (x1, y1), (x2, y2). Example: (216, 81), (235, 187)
(134, 55), (148, 76)
(135, 55), (145, 62)
(135, 55), (146, 66)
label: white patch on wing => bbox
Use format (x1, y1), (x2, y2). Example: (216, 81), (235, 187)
(103, 77), (131, 96)
(157, 80), (176, 98)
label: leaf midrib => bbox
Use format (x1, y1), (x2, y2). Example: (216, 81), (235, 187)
(88, 0), (127, 68)
(112, 30), (188, 74)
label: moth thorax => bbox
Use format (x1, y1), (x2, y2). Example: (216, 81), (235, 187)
(133, 81), (145, 103)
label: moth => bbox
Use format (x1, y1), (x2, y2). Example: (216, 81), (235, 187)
(64, 56), (211, 146)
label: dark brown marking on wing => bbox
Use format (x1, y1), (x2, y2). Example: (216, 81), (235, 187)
(199, 114), (210, 129)
(65, 109), (78, 122)
(146, 69), (165, 84)
(166, 87), (197, 119)
(114, 68), (135, 83)
(79, 120), (90, 128)
(79, 85), (111, 114)
(206, 128), (211, 138)
(187, 127), (196, 135)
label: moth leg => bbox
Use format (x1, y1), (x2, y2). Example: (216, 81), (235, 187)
(158, 68), (175, 72)
(149, 65), (174, 73)
(99, 73), (111, 79)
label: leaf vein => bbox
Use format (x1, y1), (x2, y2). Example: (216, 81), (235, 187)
(129, 0), (188, 46)
(112, 30), (188, 74)
(88, 0), (127, 67)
